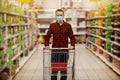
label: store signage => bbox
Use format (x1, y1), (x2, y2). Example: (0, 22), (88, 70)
(89, 0), (102, 2)
(18, 0), (31, 3)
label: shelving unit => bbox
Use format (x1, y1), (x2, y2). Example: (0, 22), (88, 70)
(86, 2), (120, 76)
(87, 33), (120, 46)
(86, 45), (120, 75)
(0, 1), (38, 79)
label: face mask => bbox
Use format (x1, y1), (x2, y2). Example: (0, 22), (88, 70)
(56, 16), (64, 21)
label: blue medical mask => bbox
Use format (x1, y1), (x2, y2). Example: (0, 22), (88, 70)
(56, 16), (64, 21)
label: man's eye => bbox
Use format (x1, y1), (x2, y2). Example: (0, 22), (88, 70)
(57, 15), (63, 16)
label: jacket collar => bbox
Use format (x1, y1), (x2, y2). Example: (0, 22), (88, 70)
(56, 20), (65, 26)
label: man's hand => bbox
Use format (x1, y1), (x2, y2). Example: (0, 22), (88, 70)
(45, 46), (50, 50)
(69, 46), (75, 49)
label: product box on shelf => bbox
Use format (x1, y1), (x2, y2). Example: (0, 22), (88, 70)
(96, 39), (101, 46)
(0, 67), (10, 80)
(92, 45), (97, 52)
(103, 51), (109, 60)
(98, 48), (103, 54)
(113, 58), (120, 70)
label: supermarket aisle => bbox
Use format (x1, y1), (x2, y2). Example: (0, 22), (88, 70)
(13, 44), (120, 80)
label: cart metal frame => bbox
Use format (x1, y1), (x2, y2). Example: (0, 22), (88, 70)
(43, 48), (75, 80)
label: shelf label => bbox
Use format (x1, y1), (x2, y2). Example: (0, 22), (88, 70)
(18, 0), (31, 3)
(89, 0), (102, 2)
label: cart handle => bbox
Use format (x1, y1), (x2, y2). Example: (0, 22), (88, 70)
(43, 48), (75, 50)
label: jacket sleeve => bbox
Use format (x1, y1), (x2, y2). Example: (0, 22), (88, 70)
(68, 24), (75, 47)
(44, 25), (52, 46)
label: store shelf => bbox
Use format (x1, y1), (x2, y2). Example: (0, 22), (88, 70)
(0, 2), (38, 80)
(16, 47), (37, 73)
(11, 51), (23, 61)
(5, 31), (27, 40)
(74, 32), (86, 35)
(0, 11), (30, 18)
(73, 26), (86, 29)
(87, 40), (120, 61)
(114, 36), (120, 40)
(87, 33), (120, 46)
(113, 28), (120, 31)
(86, 26), (120, 31)
(11, 44), (19, 49)
(6, 23), (30, 26)
(86, 26), (107, 29)
(77, 16), (86, 18)
(38, 26), (49, 29)
(86, 14), (120, 20)
(39, 33), (46, 35)
(9, 47), (37, 80)
(37, 14), (55, 19)
(86, 46), (120, 75)
(5, 33), (19, 40)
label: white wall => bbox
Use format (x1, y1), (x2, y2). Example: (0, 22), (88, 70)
(43, 0), (61, 9)
(34, 0), (113, 10)
(42, 0), (101, 10)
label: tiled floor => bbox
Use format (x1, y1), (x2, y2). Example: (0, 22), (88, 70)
(13, 44), (120, 80)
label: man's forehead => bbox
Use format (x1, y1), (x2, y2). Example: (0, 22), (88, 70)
(56, 11), (63, 14)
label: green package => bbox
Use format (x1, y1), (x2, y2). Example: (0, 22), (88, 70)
(106, 39), (112, 53)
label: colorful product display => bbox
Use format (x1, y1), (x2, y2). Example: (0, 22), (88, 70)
(0, 6), (37, 80)
(86, 1), (120, 73)
(112, 2), (120, 57)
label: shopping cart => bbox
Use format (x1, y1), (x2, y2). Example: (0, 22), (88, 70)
(43, 48), (75, 80)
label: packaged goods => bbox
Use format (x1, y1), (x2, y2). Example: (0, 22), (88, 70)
(106, 39), (112, 53)
(112, 44), (120, 57)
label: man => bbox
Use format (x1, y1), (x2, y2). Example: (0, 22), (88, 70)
(44, 9), (75, 80)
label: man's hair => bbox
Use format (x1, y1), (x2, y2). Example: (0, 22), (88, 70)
(55, 9), (64, 15)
